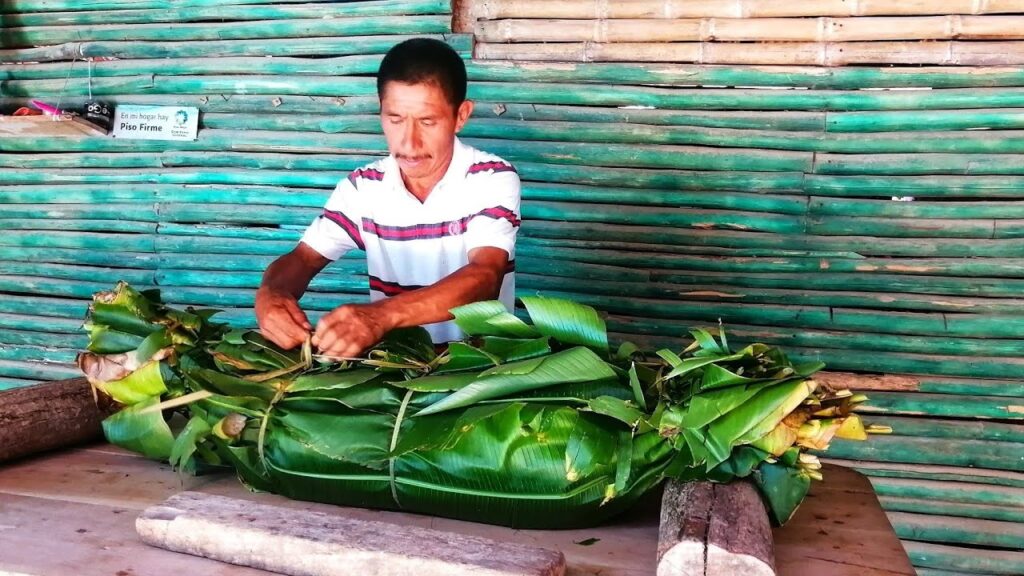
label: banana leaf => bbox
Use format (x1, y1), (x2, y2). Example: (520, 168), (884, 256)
(78, 284), (876, 529)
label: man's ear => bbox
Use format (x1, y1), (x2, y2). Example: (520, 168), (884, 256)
(454, 99), (474, 132)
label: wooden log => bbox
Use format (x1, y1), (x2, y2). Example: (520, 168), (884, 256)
(137, 491), (567, 576)
(657, 480), (774, 576)
(474, 41), (1024, 66)
(0, 34), (471, 62)
(0, 378), (105, 463)
(476, 16), (1024, 43)
(904, 540), (1024, 575)
(815, 372), (1024, 397)
(470, 0), (1024, 19)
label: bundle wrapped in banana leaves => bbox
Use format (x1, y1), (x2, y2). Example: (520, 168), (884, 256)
(78, 282), (879, 529)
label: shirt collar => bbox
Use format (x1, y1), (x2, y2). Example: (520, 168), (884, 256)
(383, 137), (470, 196)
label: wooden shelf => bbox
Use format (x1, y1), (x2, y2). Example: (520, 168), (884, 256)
(0, 113), (108, 138)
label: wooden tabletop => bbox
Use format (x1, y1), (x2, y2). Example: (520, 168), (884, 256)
(773, 463), (916, 576)
(0, 444), (912, 576)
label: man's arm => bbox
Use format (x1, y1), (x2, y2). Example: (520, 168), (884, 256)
(312, 246), (508, 358)
(255, 242), (331, 349)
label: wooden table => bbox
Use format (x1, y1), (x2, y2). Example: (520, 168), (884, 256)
(0, 444), (912, 576)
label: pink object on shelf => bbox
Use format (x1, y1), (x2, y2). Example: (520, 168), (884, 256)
(29, 99), (64, 116)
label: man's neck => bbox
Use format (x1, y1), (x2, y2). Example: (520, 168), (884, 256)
(400, 155), (455, 203)
(401, 171), (442, 203)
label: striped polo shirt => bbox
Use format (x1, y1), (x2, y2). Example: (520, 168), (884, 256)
(300, 137), (521, 343)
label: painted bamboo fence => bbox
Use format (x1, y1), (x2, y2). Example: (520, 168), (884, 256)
(461, 0), (1024, 65)
(1, 1), (1023, 573)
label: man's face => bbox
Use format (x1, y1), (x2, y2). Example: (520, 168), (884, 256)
(380, 80), (472, 183)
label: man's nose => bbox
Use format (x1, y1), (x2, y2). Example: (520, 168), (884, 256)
(401, 121), (421, 150)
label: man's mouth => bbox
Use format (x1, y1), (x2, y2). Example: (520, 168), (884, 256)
(398, 156), (429, 167)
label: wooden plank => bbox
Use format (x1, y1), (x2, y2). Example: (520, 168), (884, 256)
(773, 464), (914, 576)
(0, 114), (106, 137)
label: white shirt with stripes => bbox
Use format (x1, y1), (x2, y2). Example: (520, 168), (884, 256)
(300, 137), (521, 343)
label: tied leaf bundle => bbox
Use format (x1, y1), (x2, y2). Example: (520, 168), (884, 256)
(77, 282), (882, 528)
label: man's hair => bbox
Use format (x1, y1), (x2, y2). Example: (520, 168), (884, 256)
(376, 38), (467, 111)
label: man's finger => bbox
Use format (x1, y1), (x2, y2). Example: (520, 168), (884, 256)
(265, 316), (306, 350)
(284, 300), (312, 331)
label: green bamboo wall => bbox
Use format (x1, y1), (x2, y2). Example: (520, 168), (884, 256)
(1, 1), (1022, 573)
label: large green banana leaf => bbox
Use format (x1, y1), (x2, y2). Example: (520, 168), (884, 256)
(77, 282), (876, 528)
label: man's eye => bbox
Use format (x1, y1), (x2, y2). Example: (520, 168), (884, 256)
(421, 120), (436, 127)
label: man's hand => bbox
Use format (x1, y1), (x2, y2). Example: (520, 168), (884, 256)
(313, 302), (393, 359)
(255, 288), (312, 350)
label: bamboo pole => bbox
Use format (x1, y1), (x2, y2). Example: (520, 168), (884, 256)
(816, 153), (1024, 175)
(466, 61), (1024, 90)
(7, 0), (450, 27)
(823, 432), (1024, 469)
(0, 0), (352, 12)
(829, 460), (1024, 488)
(0, 359), (79, 381)
(474, 41), (1024, 66)
(12, 74), (1024, 112)
(880, 496), (1024, 523)
(598, 310), (1024, 353)
(0, 15), (451, 47)
(837, 417), (1024, 443)
(905, 541), (1024, 575)
(853, 391), (1024, 420)
(826, 109), (1024, 133)
(890, 512), (1024, 549)
(0, 34), (472, 63)
(476, 16), (1024, 43)
(471, 0), (1024, 19)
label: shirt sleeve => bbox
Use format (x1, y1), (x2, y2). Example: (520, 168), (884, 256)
(300, 176), (365, 261)
(463, 170), (522, 256)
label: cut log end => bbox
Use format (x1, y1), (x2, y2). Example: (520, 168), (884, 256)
(657, 479), (775, 576)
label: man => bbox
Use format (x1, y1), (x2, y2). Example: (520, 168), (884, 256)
(255, 38), (521, 358)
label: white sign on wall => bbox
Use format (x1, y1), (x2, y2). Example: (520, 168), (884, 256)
(112, 105), (198, 141)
